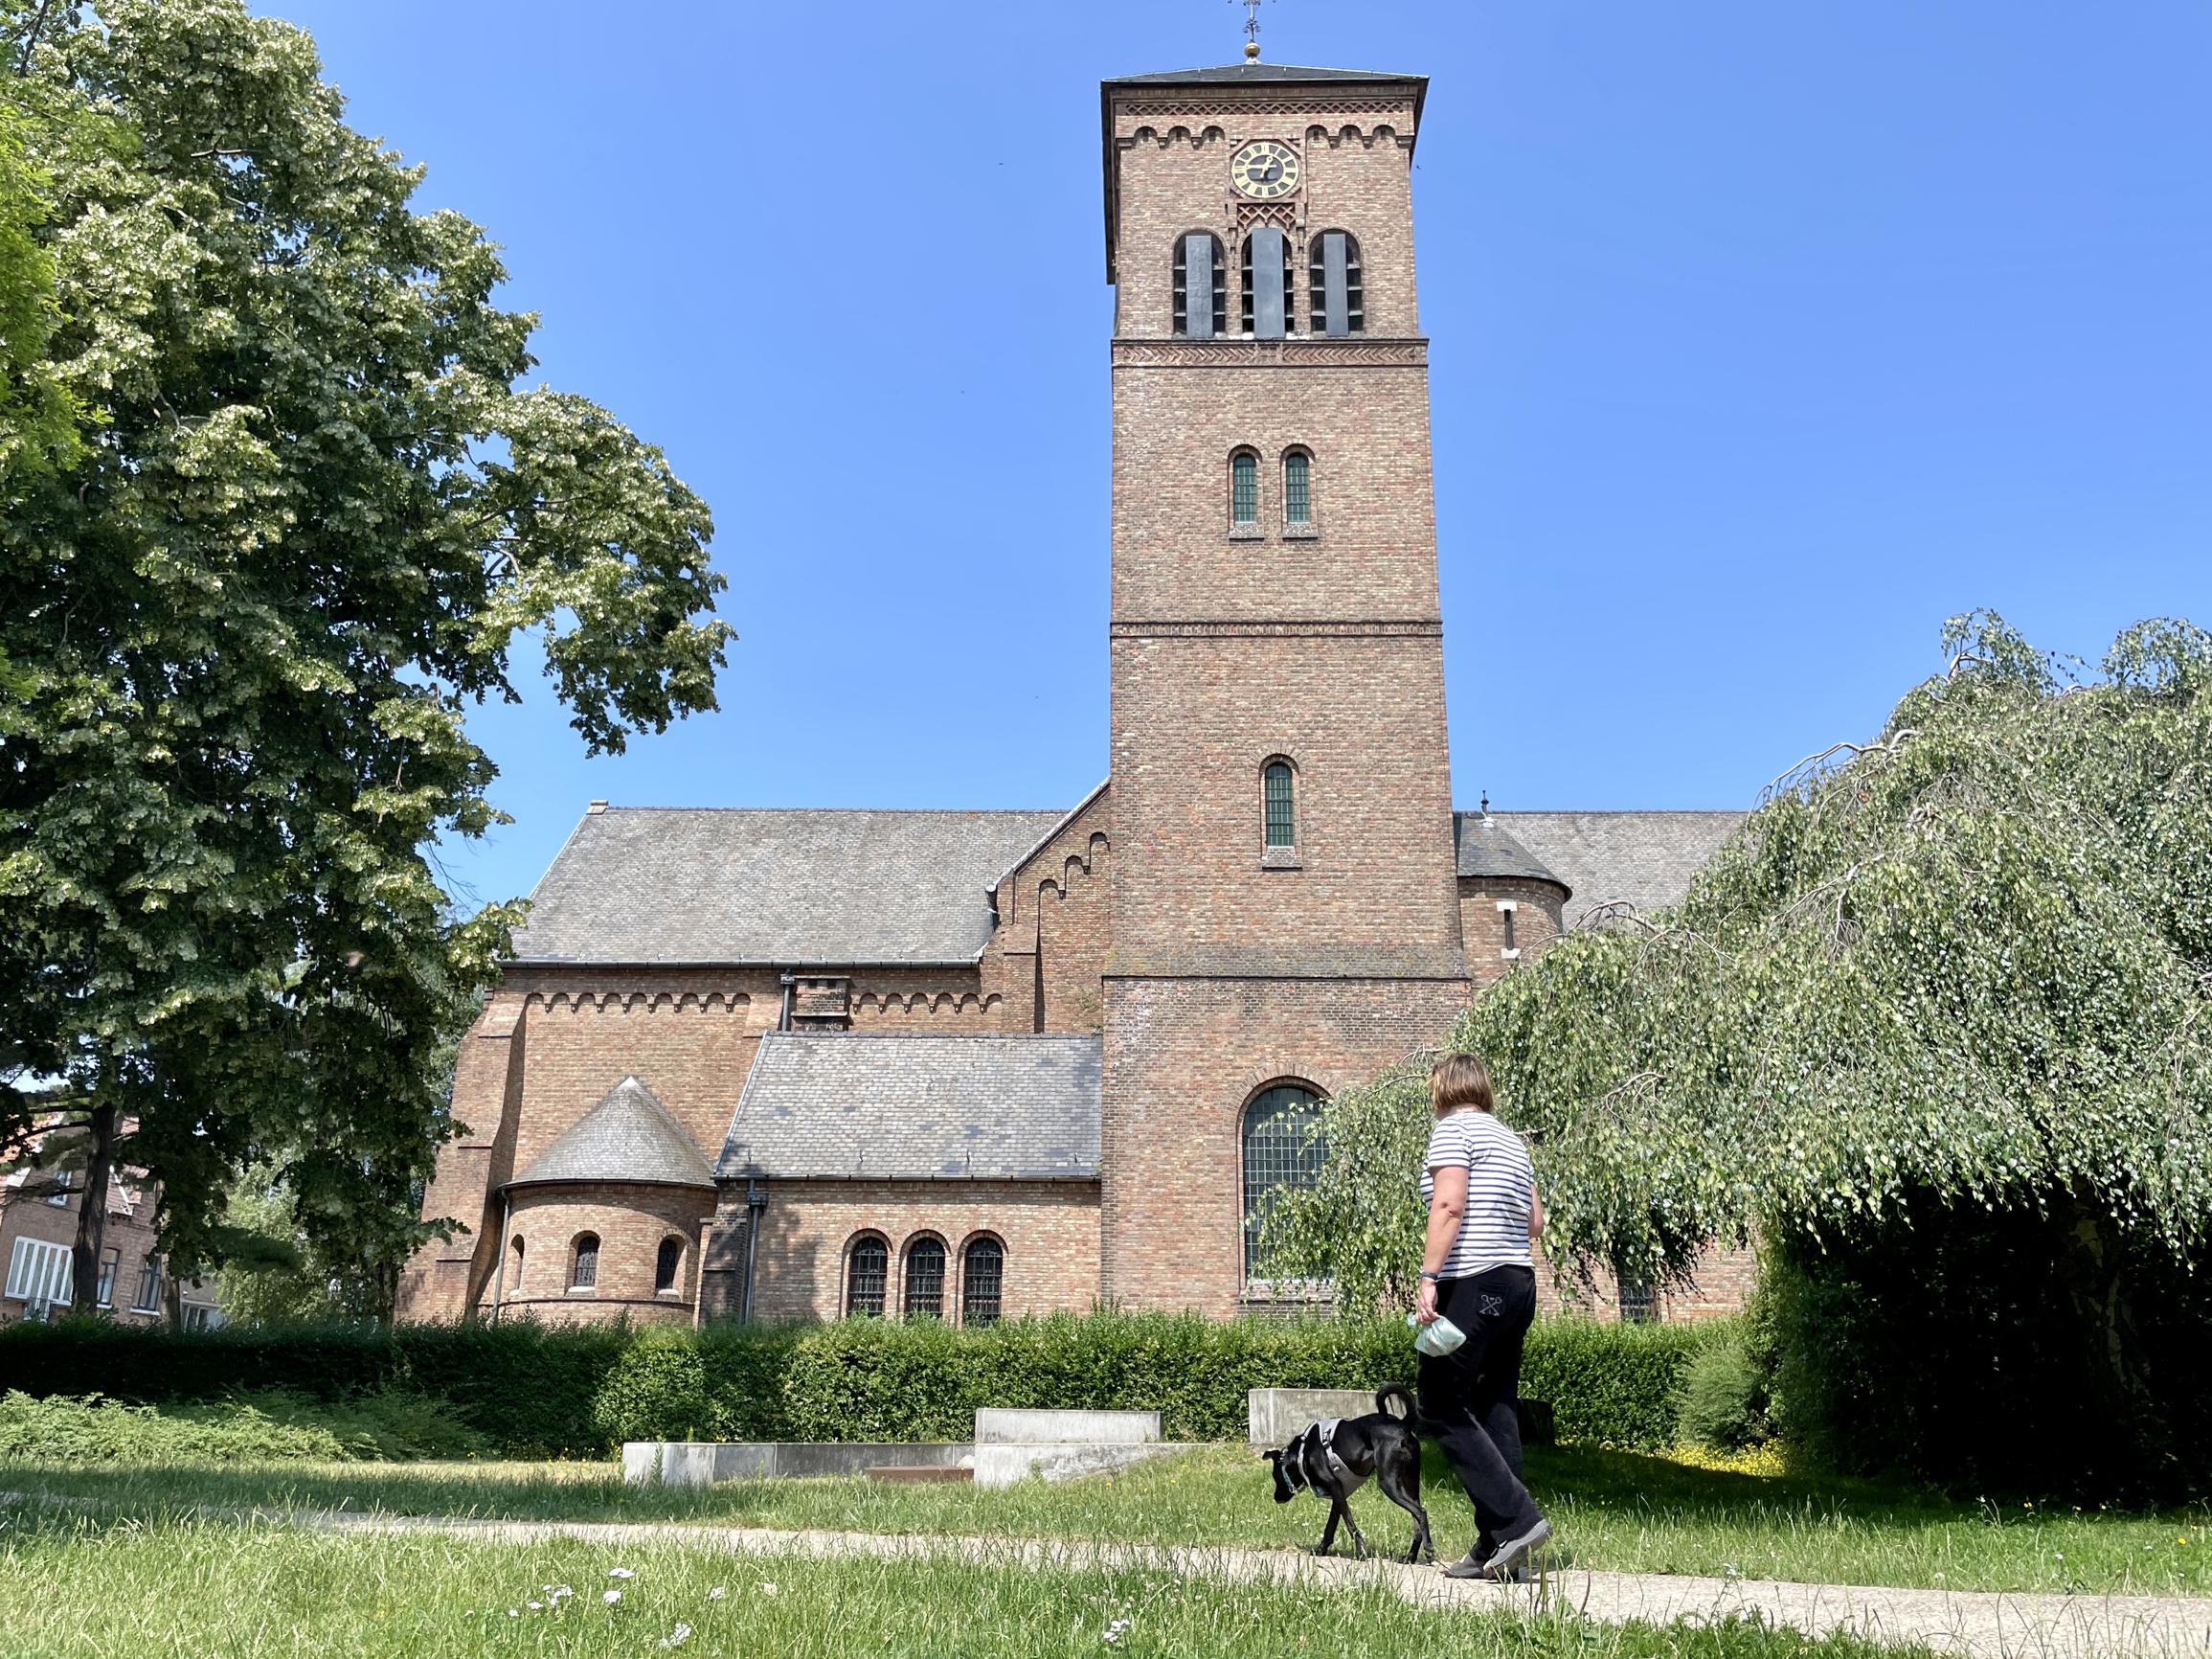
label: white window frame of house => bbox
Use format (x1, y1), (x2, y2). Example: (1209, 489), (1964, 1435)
(5, 1237), (74, 1308)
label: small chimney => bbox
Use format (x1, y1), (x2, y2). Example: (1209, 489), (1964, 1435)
(586, 800), (609, 814)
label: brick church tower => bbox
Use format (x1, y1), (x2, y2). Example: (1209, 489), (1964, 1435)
(1097, 63), (1473, 1312)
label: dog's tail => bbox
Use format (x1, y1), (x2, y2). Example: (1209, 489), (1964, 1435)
(1375, 1382), (1417, 1424)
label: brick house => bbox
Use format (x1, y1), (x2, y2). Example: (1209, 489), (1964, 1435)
(397, 57), (1747, 1330)
(0, 1151), (222, 1329)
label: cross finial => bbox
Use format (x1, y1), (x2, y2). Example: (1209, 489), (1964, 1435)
(1234, 0), (1268, 60)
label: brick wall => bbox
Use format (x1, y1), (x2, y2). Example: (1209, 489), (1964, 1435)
(746, 1178), (1099, 1324)
(1099, 975), (1470, 1314)
(494, 1182), (715, 1326)
(1458, 876), (1568, 991)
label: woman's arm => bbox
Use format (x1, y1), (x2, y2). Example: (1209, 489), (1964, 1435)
(1413, 1165), (1467, 1325)
(1529, 1185), (1545, 1241)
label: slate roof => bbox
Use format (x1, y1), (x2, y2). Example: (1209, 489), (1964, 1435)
(719, 1034), (1103, 1183)
(508, 1076), (715, 1192)
(1478, 811), (1748, 929)
(1453, 816), (1569, 893)
(508, 807), (1066, 967)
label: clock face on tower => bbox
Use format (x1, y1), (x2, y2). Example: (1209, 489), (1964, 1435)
(1230, 139), (1300, 200)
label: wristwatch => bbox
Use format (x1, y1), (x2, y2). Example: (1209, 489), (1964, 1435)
(1417, 1270), (1440, 1281)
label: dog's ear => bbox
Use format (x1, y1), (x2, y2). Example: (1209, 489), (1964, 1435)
(1258, 1447), (1281, 1465)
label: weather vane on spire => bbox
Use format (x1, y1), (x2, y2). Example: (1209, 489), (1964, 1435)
(1233, 0), (1271, 61)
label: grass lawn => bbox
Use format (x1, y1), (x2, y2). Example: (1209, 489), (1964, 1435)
(0, 1511), (1943, 1659)
(10, 1442), (2209, 1599)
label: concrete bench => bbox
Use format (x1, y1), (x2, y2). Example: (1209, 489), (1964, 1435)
(622, 1441), (971, 1486)
(974, 1408), (1161, 1445)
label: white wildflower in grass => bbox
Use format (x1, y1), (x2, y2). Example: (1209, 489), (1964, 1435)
(507, 1609), (519, 1619)
(609, 1567), (636, 1579)
(527, 1602), (542, 1611)
(604, 1590), (622, 1606)
(547, 1585), (575, 1602)
(659, 1623), (693, 1649)
(759, 1582), (778, 1597)
(707, 1587), (726, 1601)
(1103, 1616), (1133, 1647)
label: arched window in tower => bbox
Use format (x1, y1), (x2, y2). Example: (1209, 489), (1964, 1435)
(904, 1235), (947, 1318)
(1172, 232), (1227, 339)
(569, 1232), (598, 1291)
(1262, 760), (1296, 849)
(508, 1235), (526, 1293)
(1282, 449), (1312, 528)
(1308, 231), (1366, 337)
(846, 1234), (889, 1317)
(1242, 1083), (1325, 1281)
(1240, 226), (1294, 339)
(1230, 450), (1259, 526)
(654, 1236), (685, 1295)
(962, 1236), (1004, 1327)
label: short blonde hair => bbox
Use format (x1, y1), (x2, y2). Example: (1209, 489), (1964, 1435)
(1430, 1053), (1495, 1117)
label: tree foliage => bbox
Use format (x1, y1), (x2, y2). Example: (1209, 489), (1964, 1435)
(0, 0), (730, 1313)
(1264, 613), (2212, 1481)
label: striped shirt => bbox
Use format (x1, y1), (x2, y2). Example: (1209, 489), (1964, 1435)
(1419, 1109), (1535, 1278)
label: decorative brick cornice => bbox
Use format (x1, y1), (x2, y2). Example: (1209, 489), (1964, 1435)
(1111, 336), (1427, 369)
(1110, 619), (1442, 639)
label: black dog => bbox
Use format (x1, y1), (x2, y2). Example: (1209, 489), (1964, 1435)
(1260, 1383), (1433, 1563)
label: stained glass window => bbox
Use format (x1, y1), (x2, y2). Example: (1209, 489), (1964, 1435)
(1242, 1084), (1324, 1281)
(1263, 761), (1295, 847)
(1231, 451), (1258, 524)
(1284, 451), (1311, 524)
(963, 1238), (1004, 1327)
(846, 1235), (888, 1317)
(570, 1233), (599, 1290)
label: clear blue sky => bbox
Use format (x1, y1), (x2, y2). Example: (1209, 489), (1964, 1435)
(260, 0), (2212, 915)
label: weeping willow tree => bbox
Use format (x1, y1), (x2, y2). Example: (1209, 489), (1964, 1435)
(1265, 614), (2212, 1489)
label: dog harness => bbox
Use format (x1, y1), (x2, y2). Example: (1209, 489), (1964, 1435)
(1294, 1419), (1356, 1490)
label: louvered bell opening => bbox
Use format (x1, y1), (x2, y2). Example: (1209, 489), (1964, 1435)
(1284, 452), (1311, 525)
(1311, 232), (1365, 337)
(1172, 237), (1189, 336)
(1242, 1084), (1324, 1280)
(1262, 761), (1295, 846)
(1231, 452), (1259, 524)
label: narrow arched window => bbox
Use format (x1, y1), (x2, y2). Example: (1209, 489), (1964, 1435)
(904, 1236), (947, 1318)
(1230, 451), (1259, 525)
(569, 1233), (599, 1291)
(1241, 226), (1294, 338)
(846, 1234), (888, 1317)
(1308, 231), (1366, 336)
(962, 1237), (1004, 1327)
(1242, 1083), (1324, 1280)
(1262, 761), (1295, 848)
(1283, 450), (1312, 527)
(509, 1235), (526, 1292)
(1172, 232), (1227, 339)
(654, 1236), (684, 1294)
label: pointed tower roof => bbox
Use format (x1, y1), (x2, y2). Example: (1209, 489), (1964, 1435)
(506, 1076), (715, 1192)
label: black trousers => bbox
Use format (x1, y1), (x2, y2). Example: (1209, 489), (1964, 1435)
(1415, 1264), (1544, 1543)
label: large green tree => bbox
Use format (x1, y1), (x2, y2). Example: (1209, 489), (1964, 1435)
(0, 1), (731, 1317)
(1266, 614), (2212, 1485)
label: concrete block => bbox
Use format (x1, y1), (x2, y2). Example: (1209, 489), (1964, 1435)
(621, 1442), (971, 1485)
(974, 1408), (1161, 1444)
(1248, 1388), (1379, 1446)
(971, 1441), (1191, 1489)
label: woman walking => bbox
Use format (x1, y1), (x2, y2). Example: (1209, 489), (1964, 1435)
(1412, 1052), (1552, 1579)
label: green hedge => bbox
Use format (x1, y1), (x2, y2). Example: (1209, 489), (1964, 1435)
(0, 1311), (1723, 1457)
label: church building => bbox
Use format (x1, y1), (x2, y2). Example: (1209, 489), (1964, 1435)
(395, 57), (1743, 1330)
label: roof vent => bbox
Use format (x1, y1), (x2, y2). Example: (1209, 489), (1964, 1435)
(586, 800), (609, 814)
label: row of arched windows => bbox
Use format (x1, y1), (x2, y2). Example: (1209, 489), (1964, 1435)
(517, 1231), (689, 1298)
(1230, 447), (1315, 532)
(845, 1232), (1004, 1325)
(1173, 230), (1366, 341)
